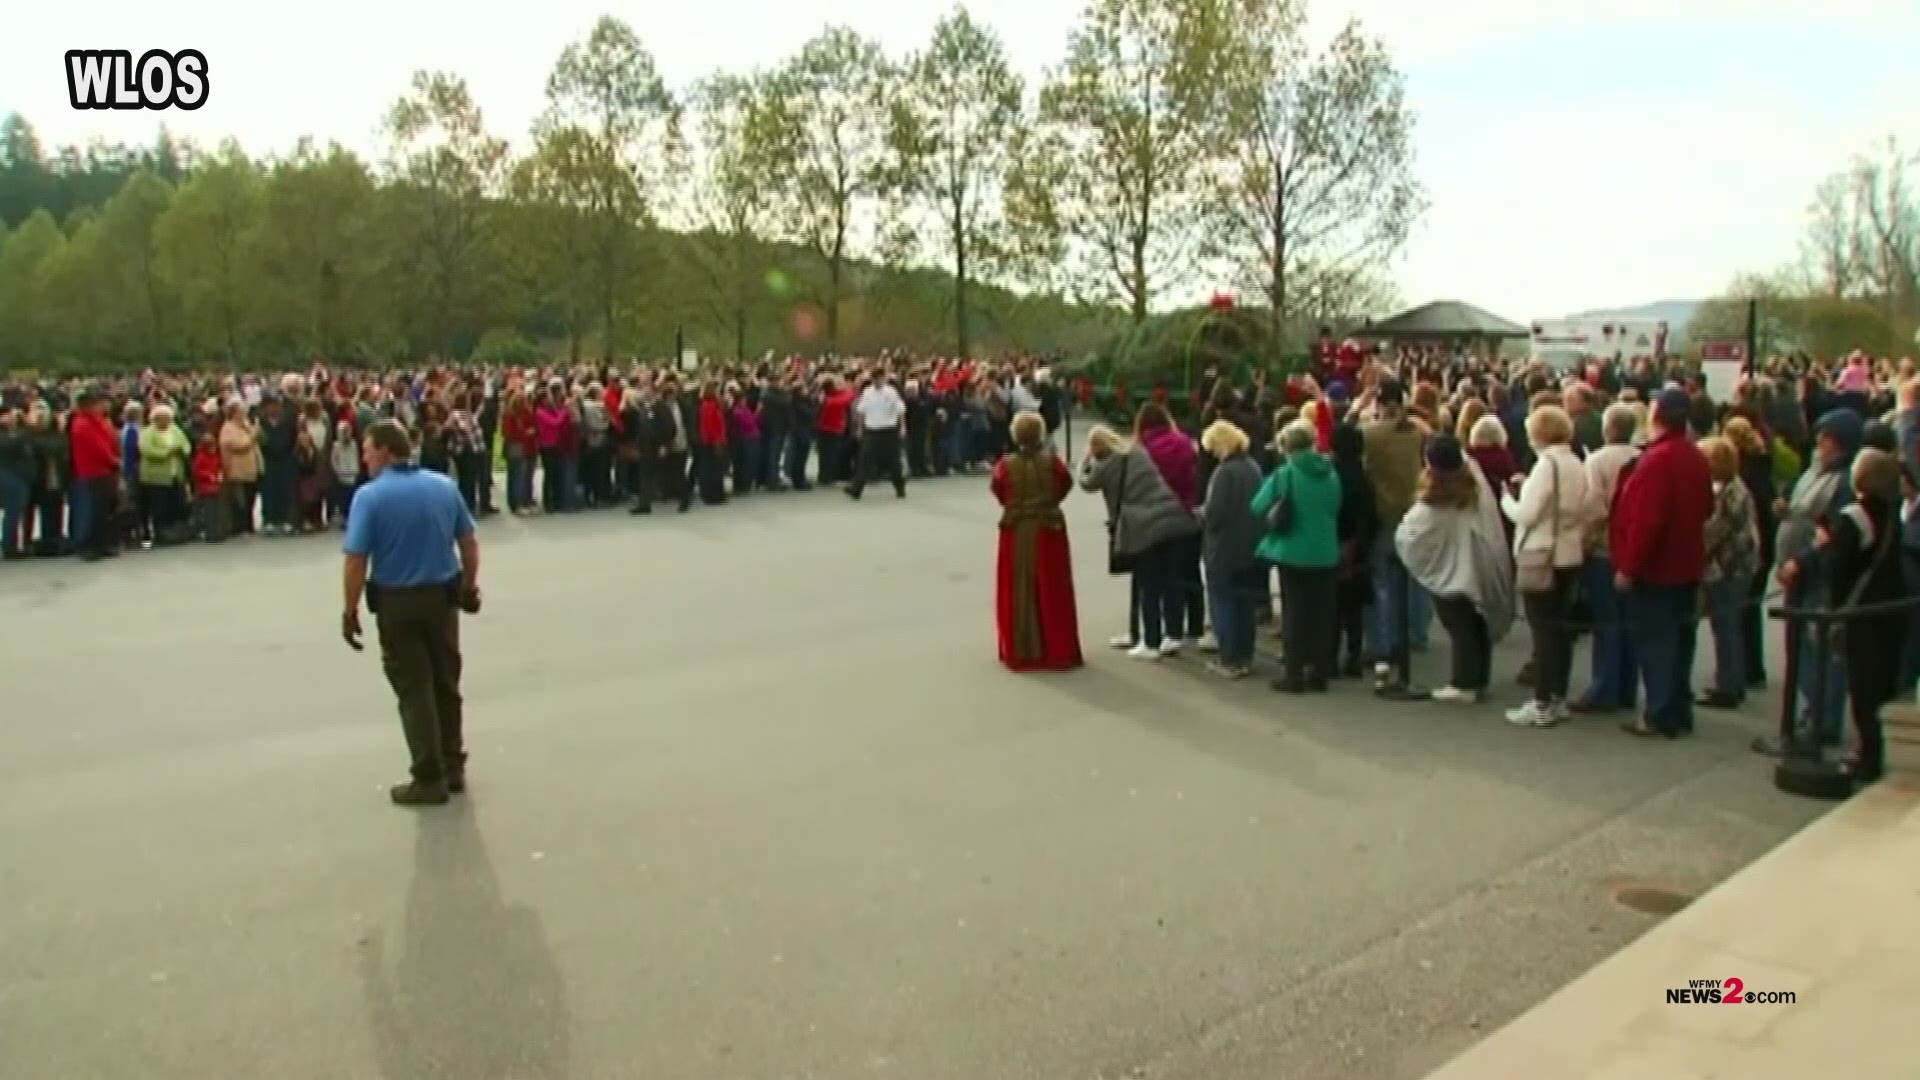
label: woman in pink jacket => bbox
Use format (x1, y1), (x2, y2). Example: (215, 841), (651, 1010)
(1134, 402), (1207, 649)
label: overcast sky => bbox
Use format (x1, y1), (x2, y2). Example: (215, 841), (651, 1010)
(7, 0), (1917, 320)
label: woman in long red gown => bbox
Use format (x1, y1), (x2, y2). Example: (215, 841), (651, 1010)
(992, 411), (1084, 671)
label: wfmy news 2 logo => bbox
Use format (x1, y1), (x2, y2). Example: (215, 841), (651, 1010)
(65, 49), (209, 111)
(1664, 976), (1796, 1006)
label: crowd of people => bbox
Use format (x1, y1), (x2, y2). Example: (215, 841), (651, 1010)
(8, 340), (1916, 788)
(0, 355), (1070, 559)
(993, 345), (1918, 791)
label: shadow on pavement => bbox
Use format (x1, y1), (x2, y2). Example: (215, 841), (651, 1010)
(358, 804), (571, 1080)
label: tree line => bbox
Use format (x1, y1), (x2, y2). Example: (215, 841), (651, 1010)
(1693, 136), (1920, 359)
(0, 0), (1423, 374)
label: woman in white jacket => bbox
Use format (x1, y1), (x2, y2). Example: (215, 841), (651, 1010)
(1501, 405), (1591, 727)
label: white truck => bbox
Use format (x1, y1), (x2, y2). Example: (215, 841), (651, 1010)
(1529, 318), (1669, 372)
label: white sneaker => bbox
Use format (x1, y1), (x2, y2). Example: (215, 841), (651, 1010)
(1550, 699), (1571, 724)
(1504, 700), (1558, 727)
(1197, 632), (1219, 653)
(1157, 640), (1184, 658)
(1430, 686), (1480, 704)
(1126, 644), (1160, 661)
(1109, 634), (1137, 649)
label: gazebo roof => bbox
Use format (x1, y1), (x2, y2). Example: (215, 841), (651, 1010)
(1368, 300), (1529, 339)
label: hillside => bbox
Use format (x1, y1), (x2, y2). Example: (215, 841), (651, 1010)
(1572, 300), (1700, 334)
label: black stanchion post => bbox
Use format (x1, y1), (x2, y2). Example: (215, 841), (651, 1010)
(1772, 604), (1853, 799)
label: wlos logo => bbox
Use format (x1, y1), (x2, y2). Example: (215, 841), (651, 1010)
(65, 49), (209, 111)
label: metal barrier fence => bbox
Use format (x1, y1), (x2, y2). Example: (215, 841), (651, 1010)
(1769, 595), (1920, 799)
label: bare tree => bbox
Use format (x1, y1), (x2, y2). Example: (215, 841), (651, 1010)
(1028, 0), (1222, 324)
(1800, 173), (1861, 299)
(1206, 3), (1424, 350)
(1849, 136), (1919, 322)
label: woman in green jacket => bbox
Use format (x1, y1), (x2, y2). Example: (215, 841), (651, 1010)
(138, 404), (192, 542)
(1251, 420), (1344, 692)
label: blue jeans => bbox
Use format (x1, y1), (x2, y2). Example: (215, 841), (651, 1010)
(506, 456), (534, 511)
(1704, 576), (1747, 699)
(733, 438), (762, 494)
(1628, 583), (1698, 735)
(784, 432), (814, 487)
(1791, 622), (1849, 747)
(1207, 563), (1261, 667)
(1368, 535), (1429, 662)
(0, 472), (26, 554)
(1581, 555), (1638, 709)
(68, 483), (93, 554)
(1130, 540), (1179, 649)
(560, 454), (580, 509)
(759, 427), (786, 487)
(1779, 573), (1847, 745)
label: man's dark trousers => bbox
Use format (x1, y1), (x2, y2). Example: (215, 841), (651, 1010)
(375, 583), (466, 785)
(662, 450), (691, 511)
(630, 452), (660, 512)
(784, 432), (814, 488)
(82, 477), (118, 557)
(848, 427), (905, 498)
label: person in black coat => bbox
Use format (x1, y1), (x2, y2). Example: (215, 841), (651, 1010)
(1725, 417), (1776, 688)
(1817, 448), (1908, 784)
(473, 378), (500, 514)
(757, 377), (792, 492)
(785, 378), (819, 491)
(904, 381), (936, 479)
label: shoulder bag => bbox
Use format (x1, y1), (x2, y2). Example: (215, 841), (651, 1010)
(1515, 454), (1562, 593)
(1106, 454), (1135, 575)
(1266, 469), (1296, 534)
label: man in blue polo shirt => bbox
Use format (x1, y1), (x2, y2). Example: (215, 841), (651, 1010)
(342, 419), (482, 807)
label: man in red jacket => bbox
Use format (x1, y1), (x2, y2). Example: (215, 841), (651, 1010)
(1610, 387), (1714, 737)
(67, 389), (122, 562)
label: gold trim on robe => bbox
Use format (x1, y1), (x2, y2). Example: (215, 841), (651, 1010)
(999, 451), (1065, 663)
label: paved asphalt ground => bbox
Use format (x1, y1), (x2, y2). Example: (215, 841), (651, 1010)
(0, 464), (1828, 1080)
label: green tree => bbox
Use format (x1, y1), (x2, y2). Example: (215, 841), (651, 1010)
(0, 210), (68, 362)
(154, 146), (262, 363)
(0, 116), (53, 229)
(888, 5), (1024, 360)
(539, 16), (679, 358)
(383, 71), (509, 358)
(1207, 5), (1423, 348)
(504, 129), (604, 360)
(1031, 0), (1222, 324)
(97, 168), (176, 357)
(250, 142), (386, 359)
(759, 27), (894, 352)
(37, 213), (119, 363)
(672, 73), (781, 361)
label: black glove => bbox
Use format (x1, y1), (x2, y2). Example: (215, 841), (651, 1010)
(458, 586), (482, 615)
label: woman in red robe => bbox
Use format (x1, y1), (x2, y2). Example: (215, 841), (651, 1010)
(992, 411), (1084, 672)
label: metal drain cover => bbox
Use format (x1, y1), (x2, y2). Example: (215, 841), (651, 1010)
(1612, 883), (1693, 916)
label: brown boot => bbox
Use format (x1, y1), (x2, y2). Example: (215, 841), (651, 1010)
(389, 780), (450, 807)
